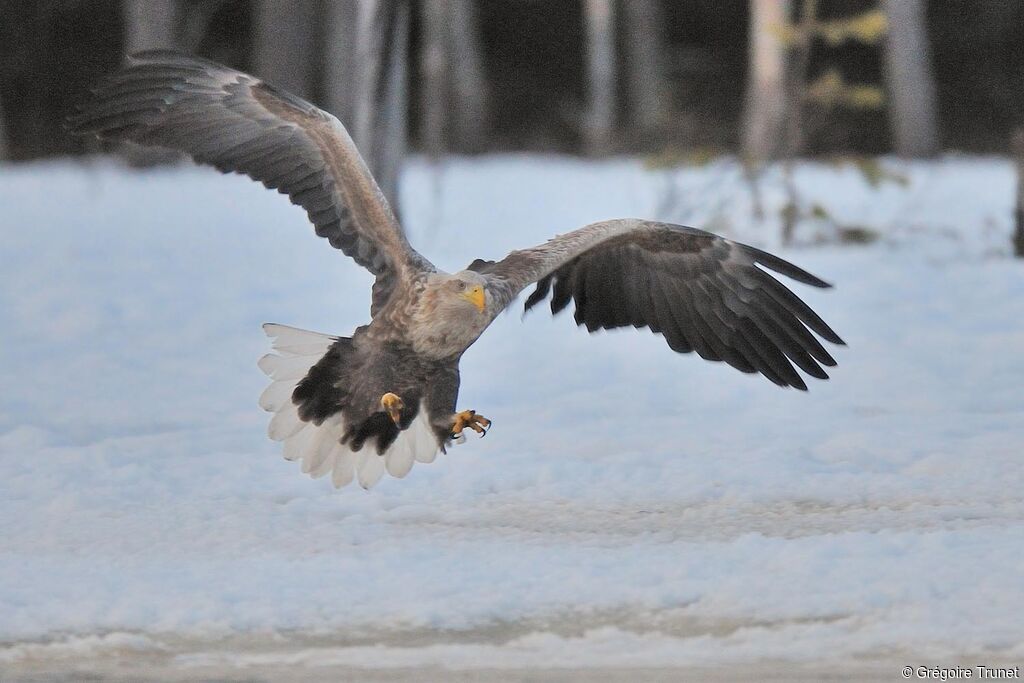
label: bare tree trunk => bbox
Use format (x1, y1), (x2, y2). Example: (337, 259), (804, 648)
(583, 0), (617, 154)
(372, 0), (409, 208)
(321, 0), (409, 211)
(779, 0), (815, 245)
(742, 0), (790, 163)
(1014, 129), (1024, 258)
(123, 0), (180, 52)
(322, 1), (361, 128)
(350, 0), (395, 192)
(178, 0), (227, 53)
(881, 0), (939, 157)
(447, 0), (488, 151)
(252, 0), (321, 99)
(351, 0), (385, 157)
(742, 0), (806, 242)
(0, 92), (8, 160)
(783, 0), (812, 158)
(419, 1), (448, 157)
(418, 0), (488, 155)
(121, 0), (185, 164)
(620, 0), (666, 138)
(125, 0), (220, 60)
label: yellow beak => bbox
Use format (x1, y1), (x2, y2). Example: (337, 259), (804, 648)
(462, 285), (486, 313)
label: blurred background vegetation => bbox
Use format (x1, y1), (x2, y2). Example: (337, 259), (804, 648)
(0, 0), (1021, 165)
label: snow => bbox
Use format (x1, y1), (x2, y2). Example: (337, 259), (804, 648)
(1, 155), (1023, 671)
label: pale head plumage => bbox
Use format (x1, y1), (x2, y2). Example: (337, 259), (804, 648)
(406, 271), (491, 359)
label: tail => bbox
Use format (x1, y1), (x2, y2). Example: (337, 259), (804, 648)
(258, 324), (440, 490)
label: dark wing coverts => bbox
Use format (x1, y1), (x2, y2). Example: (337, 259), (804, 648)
(67, 50), (431, 314)
(482, 220), (845, 390)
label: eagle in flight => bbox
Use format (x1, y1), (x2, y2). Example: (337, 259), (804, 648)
(69, 52), (844, 489)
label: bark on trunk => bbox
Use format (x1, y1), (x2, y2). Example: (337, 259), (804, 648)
(0, 93), (8, 160)
(418, 0), (448, 156)
(322, 0), (361, 127)
(881, 0), (939, 157)
(1014, 129), (1024, 257)
(351, 0), (385, 158)
(447, 0), (488, 152)
(373, 0), (409, 209)
(583, 0), (617, 154)
(178, 0), (226, 52)
(620, 0), (666, 137)
(122, 0), (185, 164)
(418, 0), (488, 155)
(783, 0), (812, 159)
(322, 0), (409, 212)
(742, 0), (790, 163)
(123, 0), (180, 52)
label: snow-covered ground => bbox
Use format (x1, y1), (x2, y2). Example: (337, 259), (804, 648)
(1, 155), (1022, 679)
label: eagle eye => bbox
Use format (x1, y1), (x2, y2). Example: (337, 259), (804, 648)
(455, 281), (467, 291)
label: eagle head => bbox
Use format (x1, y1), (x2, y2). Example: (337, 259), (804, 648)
(411, 271), (491, 358)
(428, 271), (487, 315)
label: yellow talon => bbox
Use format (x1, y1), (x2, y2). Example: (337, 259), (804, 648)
(450, 409), (492, 439)
(380, 392), (404, 424)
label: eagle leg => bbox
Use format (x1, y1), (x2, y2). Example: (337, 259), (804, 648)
(379, 392), (404, 424)
(450, 410), (491, 439)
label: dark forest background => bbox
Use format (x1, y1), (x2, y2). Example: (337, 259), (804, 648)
(0, 0), (1022, 166)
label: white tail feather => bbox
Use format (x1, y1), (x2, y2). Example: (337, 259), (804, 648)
(282, 425), (316, 462)
(268, 404), (305, 441)
(386, 429), (416, 478)
(258, 353), (327, 381)
(259, 380), (296, 412)
(260, 324), (441, 489)
(273, 341), (338, 356)
(263, 323), (338, 350)
(303, 417), (341, 474)
(331, 450), (355, 488)
(357, 450), (386, 489)
(310, 446), (336, 479)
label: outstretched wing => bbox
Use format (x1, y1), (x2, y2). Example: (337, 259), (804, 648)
(478, 219), (845, 390)
(67, 50), (432, 315)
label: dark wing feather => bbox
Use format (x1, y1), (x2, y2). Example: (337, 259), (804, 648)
(67, 50), (433, 315)
(480, 219), (844, 390)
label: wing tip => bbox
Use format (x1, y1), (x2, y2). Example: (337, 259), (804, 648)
(787, 372), (810, 391)
(741, 243), (834, 289)
(819, 328), (846, 346)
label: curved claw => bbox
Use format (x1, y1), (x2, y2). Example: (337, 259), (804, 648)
(451, 410), (491, 440)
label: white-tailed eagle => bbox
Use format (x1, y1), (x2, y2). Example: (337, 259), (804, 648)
(68, 51), (844, 489)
